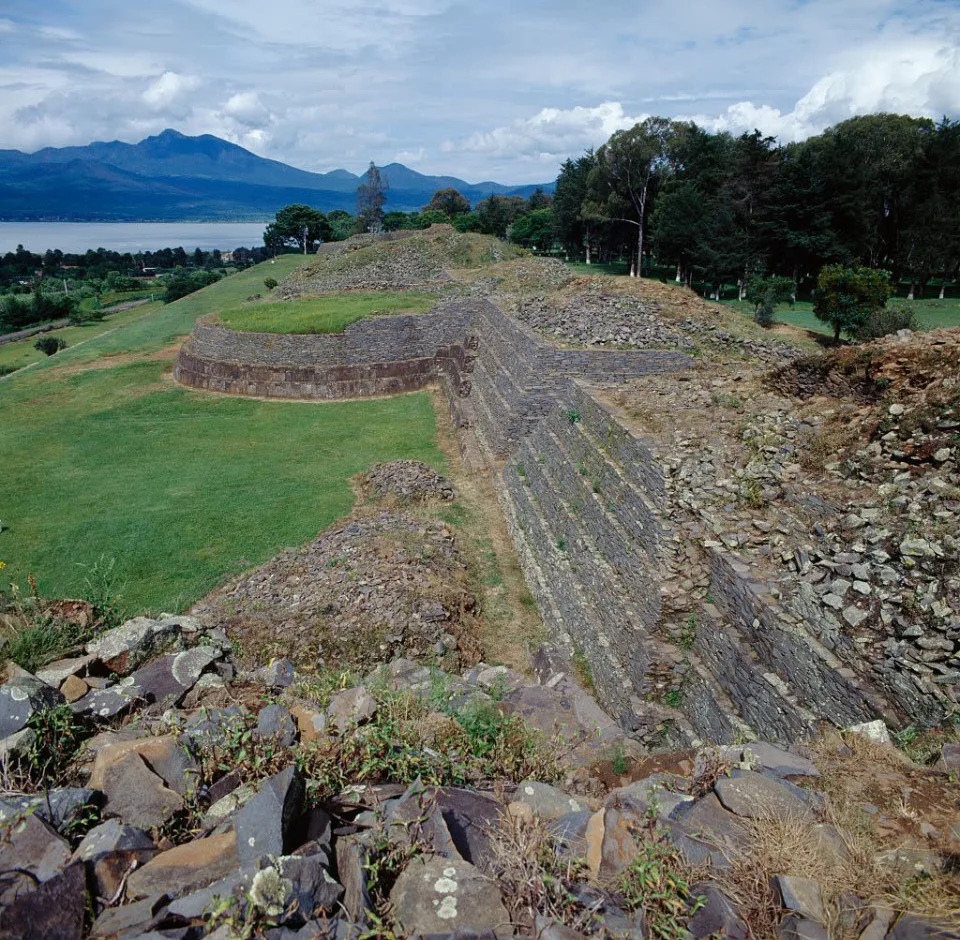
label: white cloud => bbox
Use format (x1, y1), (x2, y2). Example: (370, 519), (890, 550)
(693, 39), (960, 141)
(143, 71), (199, 109)
(223, 91), (271, 127)
(444, 39), (960, 175)
(445, 102), (649, 159)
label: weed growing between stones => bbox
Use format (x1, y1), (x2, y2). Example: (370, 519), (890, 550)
(3, 704), (91, 792)
(300, 688), (560, 800)
(1, 560), (123, 673)
(182, 675), (560, 805)
(616, 821), (705, 940)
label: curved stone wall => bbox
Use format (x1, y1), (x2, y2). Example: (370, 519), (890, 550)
(174, 309), (474, 401)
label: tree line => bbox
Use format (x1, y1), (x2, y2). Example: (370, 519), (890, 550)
(263, 184), (555, 254)
(0, 244), (275, 294)
(0, 244), (262, 335)
(551, 113), (960, 300)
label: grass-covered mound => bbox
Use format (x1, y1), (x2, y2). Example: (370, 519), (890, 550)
(215, 290), (438, 334)
(277, 225), (527, 298)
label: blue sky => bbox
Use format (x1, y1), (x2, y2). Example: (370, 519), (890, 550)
(0, 0), (957, 183)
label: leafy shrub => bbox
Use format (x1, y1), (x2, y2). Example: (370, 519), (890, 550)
(746, 275), (794, 327)
(263, 277), (278, 290)
(34, 335), (66, 356)
(813, 265), (893, 343)
(22, 705), (89, 787)
(854, 302), (918, 341)
(68, 305), (107, 325)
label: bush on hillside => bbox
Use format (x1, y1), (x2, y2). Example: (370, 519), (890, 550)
(163, 269), (221, 304)
(813, 265), (893, 343)
(854, 302), (918, 341)
(746, 275), (794, 327)
(34, 335), (67, 356)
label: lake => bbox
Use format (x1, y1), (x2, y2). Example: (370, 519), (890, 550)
(0, 222), (269, 254)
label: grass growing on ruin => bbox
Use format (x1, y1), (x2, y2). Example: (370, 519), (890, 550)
(0, 257), (445, 615)
(215, 290), (438, 334)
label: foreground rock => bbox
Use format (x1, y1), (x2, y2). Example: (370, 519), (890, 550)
(389, 856), (511, 938)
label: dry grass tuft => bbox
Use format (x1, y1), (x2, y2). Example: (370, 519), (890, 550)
(485, 814), (597, 934)
(718, 732), (960, 937)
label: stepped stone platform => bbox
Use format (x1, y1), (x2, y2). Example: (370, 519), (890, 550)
(174, 297), (952, 748)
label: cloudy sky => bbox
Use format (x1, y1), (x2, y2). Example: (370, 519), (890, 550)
(0, 0), (958, 183)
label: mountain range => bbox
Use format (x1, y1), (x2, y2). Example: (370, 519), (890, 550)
(0, 129), (554, 221)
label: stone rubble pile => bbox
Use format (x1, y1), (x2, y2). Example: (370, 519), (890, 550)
(512, 282), (799, 362)
(1, 612), (956, 937)
(360, 460), (456, 503)
(609, 329), (959, 723)
(190, 510), (480, 674)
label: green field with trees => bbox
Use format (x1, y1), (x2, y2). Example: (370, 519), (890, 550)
(0, 257), (444, 615)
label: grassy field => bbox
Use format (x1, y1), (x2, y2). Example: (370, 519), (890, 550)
(216, 290), (438, 334)
(721, 298), (960, 336)
(0, 256), (445, 615)
(0, 301), (160, 373)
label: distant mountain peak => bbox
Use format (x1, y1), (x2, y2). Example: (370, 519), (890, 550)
(0, 129), (555, 221)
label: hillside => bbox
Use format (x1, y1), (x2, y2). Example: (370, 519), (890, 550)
(0, 129), (554, 221)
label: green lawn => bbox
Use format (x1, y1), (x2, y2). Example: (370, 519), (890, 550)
(722, 298), (960, 336)
(216, 291), (438, 334)
(0, 257), (445, 616)
(565, 261), (631, 277)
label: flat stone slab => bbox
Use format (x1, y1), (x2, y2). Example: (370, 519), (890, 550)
(86, 616), (184, 674)
(513, 780), (586, 821)
(0, 861), (86, 940)
(0, 813), (71, 904)
(126, 831), (239, 899)
(744, 742), (820, 779)
(73, 819), (155, 862)
(101, 752), (183, 829)
(714, 771), (815, 822)
(235, 766), (305, 862)
(0, 675), (64, 738)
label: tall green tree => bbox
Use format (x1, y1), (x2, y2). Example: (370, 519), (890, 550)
(553, 152), (597, 261)
(264, 204), (332, 254)
(586, 117), (676, 277)
(509, 208), (555, 250)
(424, 188), (471, 217)
(357, 162), (388, 233)
(476, 195), (528, 238)
(814, 264), (893, 343)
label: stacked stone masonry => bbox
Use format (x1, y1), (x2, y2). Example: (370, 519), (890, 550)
(175, 298), (946, 746)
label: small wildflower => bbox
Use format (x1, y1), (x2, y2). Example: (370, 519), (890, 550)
(0, 561), (6, 570)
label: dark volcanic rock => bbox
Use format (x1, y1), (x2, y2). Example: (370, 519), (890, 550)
(235, 766), (305, 862)
(0, 812), (71, 904)
(256, 704), (297, 746)
(0, 861), (86, 940)
(389, 856), (510, 939)
(101, 751), (184, 829)
(0, 674), (64, 738)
